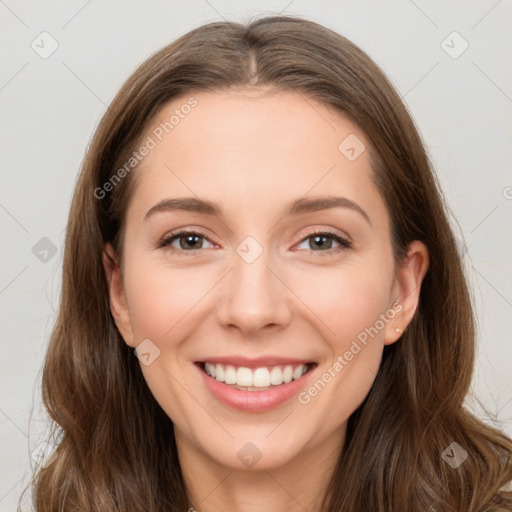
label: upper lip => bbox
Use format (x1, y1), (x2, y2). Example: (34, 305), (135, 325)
(195, 356), (316, 369)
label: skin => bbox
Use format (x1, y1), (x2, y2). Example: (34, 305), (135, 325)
(103, 88), (429, 512)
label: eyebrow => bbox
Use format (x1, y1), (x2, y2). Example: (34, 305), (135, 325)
(144, 195), (371, 225)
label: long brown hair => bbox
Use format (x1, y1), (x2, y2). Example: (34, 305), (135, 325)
(23, 15), (512, 511)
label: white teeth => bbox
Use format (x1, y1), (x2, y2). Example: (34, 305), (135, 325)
(203, 362), (311, 388)
(215, 364), (224, 382)
(252, 368), (271, 387)
(283, 365), (293, 383)
(236, 367), (253, 387)
(224, 365), (237, 384)
(292, 365), (304, 380)
(205, 362), (216, 378)
(269, 366), (283, 385)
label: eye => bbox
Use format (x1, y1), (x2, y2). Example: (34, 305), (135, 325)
(157, 229), (352, 256)
(295, 230), (352, 256)
(158, 230), (215, 253)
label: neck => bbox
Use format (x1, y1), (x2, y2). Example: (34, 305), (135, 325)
(176, 424), (346, 512)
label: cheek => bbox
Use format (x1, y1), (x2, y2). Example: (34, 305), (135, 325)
(122, 258), (214, 427)
(288, 260), (391, 346)
(291, 263), (393, 424)
(289, 262), (391, 411)
(125, 249), (393, 360)
(124, 257), (215, 343)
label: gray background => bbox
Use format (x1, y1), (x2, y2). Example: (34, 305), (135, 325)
(1, 1), (511, 509)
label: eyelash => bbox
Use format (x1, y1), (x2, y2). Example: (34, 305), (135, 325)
(157, 229), (352, 257)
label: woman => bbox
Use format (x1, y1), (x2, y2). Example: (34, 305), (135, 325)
(26, 15), (512, 511)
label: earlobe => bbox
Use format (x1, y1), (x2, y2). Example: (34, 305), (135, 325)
(102, 243), (135, 347)
(385, 240), (430, 345)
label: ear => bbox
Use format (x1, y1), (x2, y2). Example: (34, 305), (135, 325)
(384, 240), (430, 345)
(103, 243), (135, 347)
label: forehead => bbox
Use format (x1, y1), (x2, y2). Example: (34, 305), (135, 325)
(147, 88), (365, 162)
(126, 89), (385, 226)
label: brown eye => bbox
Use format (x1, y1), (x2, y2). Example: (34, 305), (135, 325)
(159, 231), (214, 252)
(296, 231), (352, 255)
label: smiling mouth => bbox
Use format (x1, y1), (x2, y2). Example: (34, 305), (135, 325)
(195, 361), (317, 391)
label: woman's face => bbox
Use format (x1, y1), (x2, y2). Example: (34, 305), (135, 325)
(105, 89), (427, 472)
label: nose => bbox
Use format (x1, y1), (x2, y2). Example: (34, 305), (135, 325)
(216, 246), (292, 336)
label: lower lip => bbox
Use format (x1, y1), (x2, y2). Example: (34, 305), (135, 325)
(195, 363), (317, 412)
